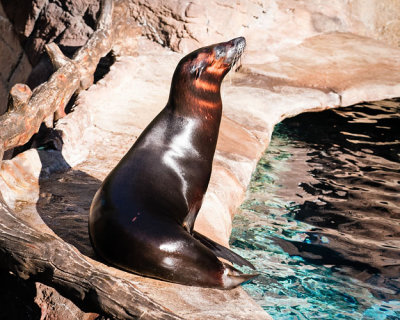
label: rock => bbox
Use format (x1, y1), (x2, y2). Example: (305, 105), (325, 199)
(1, 1), (400, 319)
(1, 0), (100, 66)
(0, 149), (42, 208)
(123, 0), (400, 61)
(0, 0), (47, 38)
(244, 32), (400, 106)
(349, 0), (400, 47)
(24, 2), (92, 64)
(0, 2), (32, 115)
(35, 283), (99, 320)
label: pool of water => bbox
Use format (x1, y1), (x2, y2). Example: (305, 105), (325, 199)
(230, 99), (400, 319)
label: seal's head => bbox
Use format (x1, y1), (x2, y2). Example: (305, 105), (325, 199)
(168, 37), (246, 110)
(185, 36), (246, 80)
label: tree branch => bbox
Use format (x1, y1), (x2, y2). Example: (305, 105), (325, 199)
(0, 0), (115, 157)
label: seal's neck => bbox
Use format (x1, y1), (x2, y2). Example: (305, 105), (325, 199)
(167, 72), (224, 119)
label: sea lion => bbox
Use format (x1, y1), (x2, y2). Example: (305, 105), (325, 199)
(89, 37), (257, 289)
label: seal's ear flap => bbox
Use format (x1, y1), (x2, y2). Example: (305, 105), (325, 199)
(191, 63), (205, 80)
(195, 67), (202, 80)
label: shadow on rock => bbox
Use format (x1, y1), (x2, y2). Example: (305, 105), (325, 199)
(36, 150), (101, 258)
(0, 270), (41, 320)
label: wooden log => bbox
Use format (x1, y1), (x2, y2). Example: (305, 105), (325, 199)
(0, 84), (32, 159)
(73, 0), (114, 90)
(45, 43), (71, 70)
(0, 194), (181, 320)
(0, 62), (80, 152)
(0, 0), (114, 158)
(6, 84), (32, 112)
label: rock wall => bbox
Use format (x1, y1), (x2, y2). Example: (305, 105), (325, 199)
(0, 3), (31, 115)
(350, 0), (400, 47)
(0, 0), (100, 115)
(1, 0), (101, 89)
(1, 0), (100, 65)
(3, 0), (399, 70)
(1, 0), (398, 105)
(127, 0), (400, 61)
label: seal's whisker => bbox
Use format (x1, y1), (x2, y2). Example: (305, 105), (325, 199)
(232, 45), (244, 72)
(235, 55), (243, 72)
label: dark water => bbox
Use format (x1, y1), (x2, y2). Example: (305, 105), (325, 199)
(230, 99), (400, 319)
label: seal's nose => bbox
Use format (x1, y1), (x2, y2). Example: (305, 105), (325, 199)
(231, 37), (246, 48)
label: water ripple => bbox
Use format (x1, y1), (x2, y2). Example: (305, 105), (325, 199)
(231, 99), (400, 319)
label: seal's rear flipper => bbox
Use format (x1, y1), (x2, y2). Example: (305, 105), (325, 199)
(193, 231), (256, 270)
(221, 262), (259, 289)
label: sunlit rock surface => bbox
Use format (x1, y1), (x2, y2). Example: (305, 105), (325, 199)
(128, 0), (400, 57)
(67, 34), (400, 250)
(1, 7), (400, 319)
(5, 32), (398, 318)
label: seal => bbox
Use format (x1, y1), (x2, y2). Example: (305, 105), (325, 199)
(89, 37), (258, 289)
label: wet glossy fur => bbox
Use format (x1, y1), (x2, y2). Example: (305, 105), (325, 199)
(89, 37), (257, 288)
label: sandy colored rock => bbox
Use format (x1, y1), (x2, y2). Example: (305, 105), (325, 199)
(2, 12), (400, 319)
(88, 254), (270, 320)
(245, 32), (400, 106)
(349, 0), (400, 47)
(3, 0), (399, 68)
(123, 0), (400, 63)
(217, 116), (263, 160)
(0, 149), (42, 207)
(10, 33), (396, 318)
(35, 283), (99, 320)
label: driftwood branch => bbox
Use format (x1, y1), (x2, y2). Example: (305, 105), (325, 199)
(0, 195), (181, 320)
(0, 0), (177, 318)
(7, 84), (32, 112)
(0, 0), (114, 158)
(45, 42), (71, 70)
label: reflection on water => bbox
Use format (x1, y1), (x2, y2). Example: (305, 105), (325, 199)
(230, 99), (400, 319)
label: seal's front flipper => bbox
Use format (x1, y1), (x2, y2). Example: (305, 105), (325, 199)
(193, 231), (256, 270)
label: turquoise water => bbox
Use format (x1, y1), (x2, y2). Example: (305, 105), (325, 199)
(230, 100), (400, 319)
